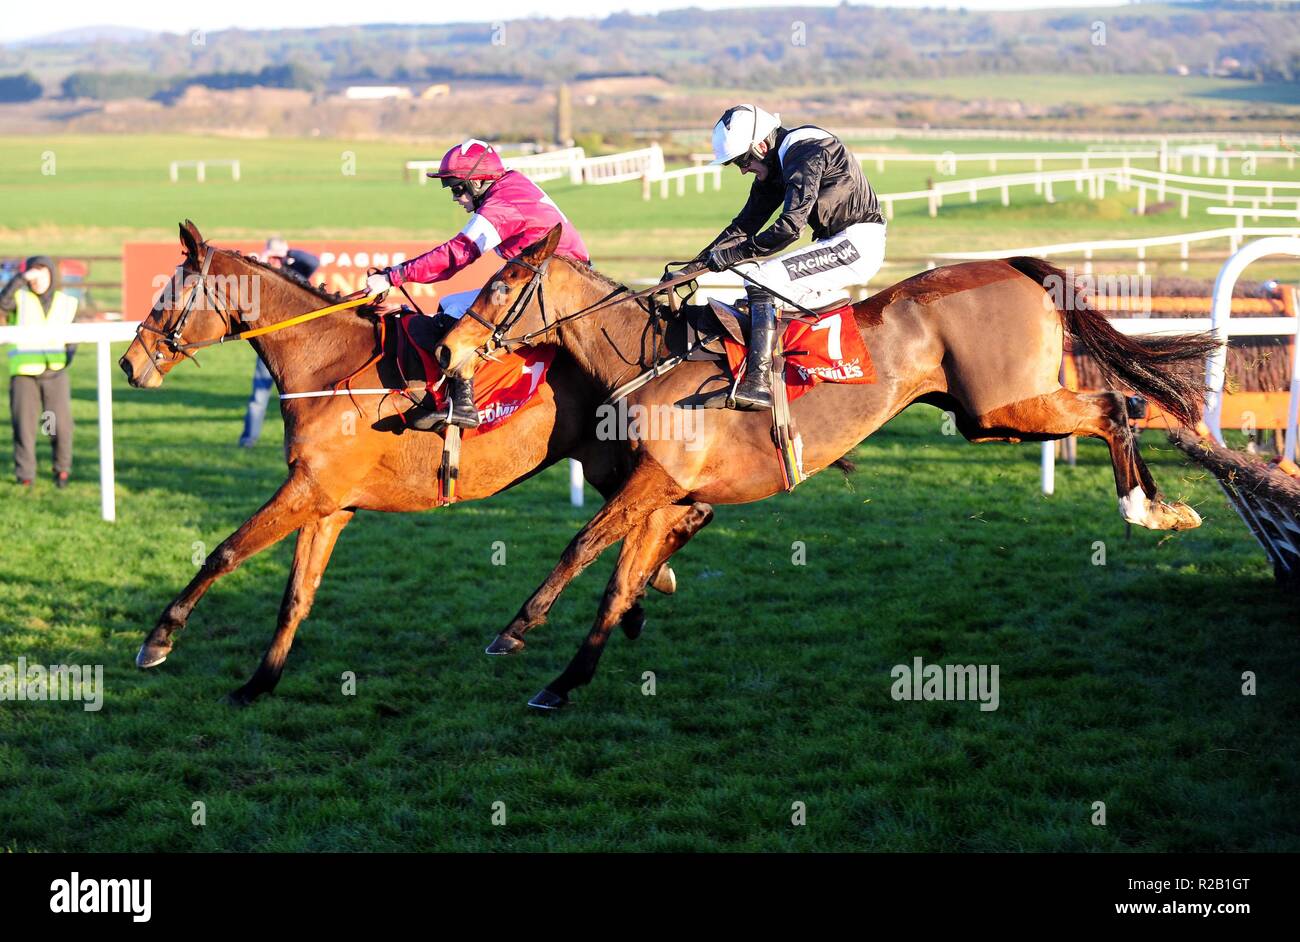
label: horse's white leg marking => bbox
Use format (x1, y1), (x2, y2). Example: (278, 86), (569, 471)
(1118, 485), (1150, 526)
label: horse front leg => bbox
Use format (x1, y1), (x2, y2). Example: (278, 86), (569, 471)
(619, 501), (713, 641)
(485, 462), (684, 655)
(530, 501), (713, 710)
(136, 469), (333, 669)
(226, 509), (354, 706)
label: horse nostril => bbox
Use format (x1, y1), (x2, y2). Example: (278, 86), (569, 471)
(434, 344), (452, 370)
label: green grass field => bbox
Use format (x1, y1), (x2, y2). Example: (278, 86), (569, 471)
(1, 131), (1298, 851)
(0, 339), (1296, 852)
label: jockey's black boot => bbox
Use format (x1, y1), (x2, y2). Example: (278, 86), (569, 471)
(406, 376), (480, 431)
(435, 375), (480, 430)
(729, 297), (776, 411)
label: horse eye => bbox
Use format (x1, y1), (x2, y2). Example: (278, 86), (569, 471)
(490, 281), (509, 300)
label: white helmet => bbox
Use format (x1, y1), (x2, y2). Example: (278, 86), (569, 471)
(709, 104), (781, 166)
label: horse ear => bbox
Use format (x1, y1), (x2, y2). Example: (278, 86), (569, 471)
(178, 220), (202, 260)
(521, 223), (564, 267)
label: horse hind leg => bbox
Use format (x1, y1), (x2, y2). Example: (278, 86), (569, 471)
(959, 388), (1201, 531)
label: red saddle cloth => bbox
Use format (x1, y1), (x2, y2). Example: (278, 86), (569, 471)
(722, 304), (876, 403)
(398, 317), (556, 436)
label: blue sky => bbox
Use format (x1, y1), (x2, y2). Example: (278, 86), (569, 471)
(6, 1), (1135, 43)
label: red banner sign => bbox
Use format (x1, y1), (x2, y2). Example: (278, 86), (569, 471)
(122, 240), (505, 319)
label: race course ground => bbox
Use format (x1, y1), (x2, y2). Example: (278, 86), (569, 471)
(1, 342), (1296, 852)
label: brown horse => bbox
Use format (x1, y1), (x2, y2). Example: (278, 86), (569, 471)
(118, 221), (713, 705)
(435, 224), (1220, 708)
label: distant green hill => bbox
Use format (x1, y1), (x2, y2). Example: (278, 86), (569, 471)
(0, 3), (1296, 96)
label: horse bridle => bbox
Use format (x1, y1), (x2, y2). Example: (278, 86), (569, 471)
(133, 244), (236, 380)
(460, 255), (551, 358)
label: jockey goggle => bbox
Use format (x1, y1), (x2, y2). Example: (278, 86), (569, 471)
(727, 148), (765, 171)
(447, 180), (472, 198)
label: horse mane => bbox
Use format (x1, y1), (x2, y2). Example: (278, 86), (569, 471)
(558, 255), (627, 294)
(215, 245), (368, 310)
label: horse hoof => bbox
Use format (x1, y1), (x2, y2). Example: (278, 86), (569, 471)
(649, 563), (677, 595)
(135, 642), (170, 669)
(222, 688), (256, 708)
(527, 688), (568, 711)
(485, 633), (525, 656)
(1170, 502), (1202, 530)
(1142, 498), (1204, 531)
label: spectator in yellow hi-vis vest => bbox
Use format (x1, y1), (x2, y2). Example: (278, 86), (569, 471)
(0, 256), (77, 488)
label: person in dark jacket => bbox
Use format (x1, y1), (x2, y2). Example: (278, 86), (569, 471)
(686, 105), (888, 410)
(1, 256), (77, 487)
(239, 239), (320, 447)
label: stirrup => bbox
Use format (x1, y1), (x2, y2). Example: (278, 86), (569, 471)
(405, 392), (446, 431)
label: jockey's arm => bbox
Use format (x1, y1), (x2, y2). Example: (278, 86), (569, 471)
(748, 148), (826, 258)
(696, 176), (784, 264)
(387, 211), (508, 287)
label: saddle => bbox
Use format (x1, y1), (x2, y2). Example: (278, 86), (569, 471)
(666, 296), (854, 359)
(653, 295), (865, 491)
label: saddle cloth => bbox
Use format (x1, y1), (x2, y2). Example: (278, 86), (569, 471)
(717, 303), (876, 403)
(397, 313), (556, 436)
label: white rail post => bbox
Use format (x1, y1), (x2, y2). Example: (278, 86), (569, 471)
(231, 160), (241, 182)
(1206, 236), (1300, 447)
(196, 161), (205, 183)
(169, 161), (178, 183)
(1041, 441), (1055, 495)
(569, 458), (584, 507)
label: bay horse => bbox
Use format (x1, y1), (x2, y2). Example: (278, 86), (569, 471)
(435, 224), (1220, 709)
(118, 221), (714, 705)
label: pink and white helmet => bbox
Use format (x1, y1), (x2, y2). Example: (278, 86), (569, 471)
(427, 139), (506, 184)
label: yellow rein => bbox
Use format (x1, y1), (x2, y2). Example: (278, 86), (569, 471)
(234, 293), (382, 340)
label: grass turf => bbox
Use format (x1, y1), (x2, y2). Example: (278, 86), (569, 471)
(0, 339), (1296, 852)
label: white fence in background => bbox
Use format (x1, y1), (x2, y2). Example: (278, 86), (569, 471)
(168, 159), (240, 183)
(1206, 205), (1300, 228)
(407, 144), (665, 187)
(931, 226), (1300, 275)
(0, 320), (137, 521)
(642, 164), (723, 200)
(879, 166), (1126, 219)
(503, 146), (588, 183)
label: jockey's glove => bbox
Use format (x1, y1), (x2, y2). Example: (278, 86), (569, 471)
(706, 244), (748, 272)
(366, 271), (392, 296)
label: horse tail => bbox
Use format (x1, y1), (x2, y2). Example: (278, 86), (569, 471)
(1005, 256), (1220, 429)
